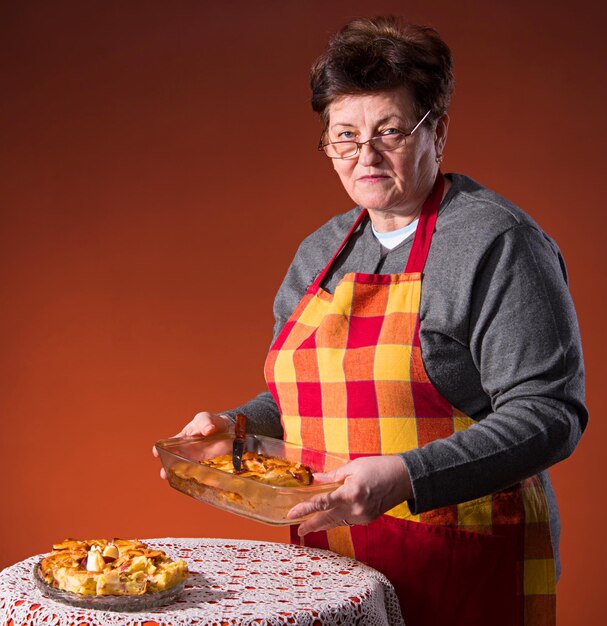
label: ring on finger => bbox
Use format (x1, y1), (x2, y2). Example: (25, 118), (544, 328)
(341, 519), (354, 526)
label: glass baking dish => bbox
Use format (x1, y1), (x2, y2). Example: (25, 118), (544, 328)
(155, 434), (347, 526)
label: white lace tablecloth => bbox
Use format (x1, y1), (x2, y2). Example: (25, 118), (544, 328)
(0, 537), (405, 626)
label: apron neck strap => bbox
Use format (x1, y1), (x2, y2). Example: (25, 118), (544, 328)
(404, 171), (445, 274)
(311, 172), (445, 290)
(311, 208), (369, 290)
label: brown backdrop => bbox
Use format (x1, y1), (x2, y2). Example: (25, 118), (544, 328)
(1, 1), (604, 623)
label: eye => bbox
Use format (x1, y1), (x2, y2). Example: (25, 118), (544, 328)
(336, 130), (356, 140)
(380, 127), (403, 136)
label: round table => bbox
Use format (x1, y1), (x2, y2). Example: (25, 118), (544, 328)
(0, 537), (405, 626)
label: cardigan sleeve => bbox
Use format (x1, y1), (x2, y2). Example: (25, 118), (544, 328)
(402, 224), (587, 513)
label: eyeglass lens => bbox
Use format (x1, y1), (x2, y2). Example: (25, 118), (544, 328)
(326, 133), (406, 158)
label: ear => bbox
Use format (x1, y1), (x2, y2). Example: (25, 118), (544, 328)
(434, 113), (450, 156)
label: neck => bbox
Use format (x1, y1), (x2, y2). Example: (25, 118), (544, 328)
(368, 175), (450, 233)
(368, 209), (420, 233)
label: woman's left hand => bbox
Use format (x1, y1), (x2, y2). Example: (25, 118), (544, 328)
(287, 455), (412, 535)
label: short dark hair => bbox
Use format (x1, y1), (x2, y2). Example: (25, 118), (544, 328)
(310, 16), (454, 127)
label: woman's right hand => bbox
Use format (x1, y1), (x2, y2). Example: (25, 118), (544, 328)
(152, 412), (234, 479)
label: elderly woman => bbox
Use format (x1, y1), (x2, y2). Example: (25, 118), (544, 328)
(158, 16), (586, 626)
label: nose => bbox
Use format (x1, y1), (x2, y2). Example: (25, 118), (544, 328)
(357, 141), (382, 166)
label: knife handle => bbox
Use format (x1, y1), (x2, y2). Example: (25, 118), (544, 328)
(235, 413), (247, 440)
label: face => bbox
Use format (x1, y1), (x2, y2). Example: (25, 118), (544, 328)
(326, 88), (448, 227)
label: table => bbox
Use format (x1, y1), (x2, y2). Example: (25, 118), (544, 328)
(0, 537), (404, 626)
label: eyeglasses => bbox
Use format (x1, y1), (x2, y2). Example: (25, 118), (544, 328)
(318, 109), (432, 159)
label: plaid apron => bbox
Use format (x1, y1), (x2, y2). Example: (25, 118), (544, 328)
(264, 174), (556, 626)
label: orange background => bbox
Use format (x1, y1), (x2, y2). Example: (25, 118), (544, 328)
(1, 1), (604, 623)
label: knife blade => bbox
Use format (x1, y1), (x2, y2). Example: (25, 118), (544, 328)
(232, 413), (247, 473)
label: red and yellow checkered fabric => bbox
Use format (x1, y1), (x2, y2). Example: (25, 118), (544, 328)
(264, 182), (555, 624)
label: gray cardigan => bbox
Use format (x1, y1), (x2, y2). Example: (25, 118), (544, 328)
(226, 174), (588, 576)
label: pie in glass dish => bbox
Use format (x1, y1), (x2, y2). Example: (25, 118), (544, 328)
(156, 433), (347, 525)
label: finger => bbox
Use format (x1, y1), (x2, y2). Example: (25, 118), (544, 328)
(160, 467), (167, 480)
(178, 424), (203, 438)
(181, 421), (215, 438)
(201, 422), (217, 436)
(311, 471), (342, 484)
(313, 461), (355, 486)
(287, 490), (338, 520)
(152, 444), (159, 458)
(297, 511), (348, 536)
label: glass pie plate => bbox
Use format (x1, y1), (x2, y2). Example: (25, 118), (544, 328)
(155, 433), (347, 525)
(33, 564), (186, 612)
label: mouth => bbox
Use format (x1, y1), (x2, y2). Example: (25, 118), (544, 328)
(358, 174), (390, 182)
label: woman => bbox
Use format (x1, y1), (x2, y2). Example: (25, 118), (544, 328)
(157, 16), (587, 626)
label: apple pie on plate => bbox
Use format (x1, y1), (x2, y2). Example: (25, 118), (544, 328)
(35, 538), (188, 611)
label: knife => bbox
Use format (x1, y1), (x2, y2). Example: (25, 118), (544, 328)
(232, 413), (247, 473)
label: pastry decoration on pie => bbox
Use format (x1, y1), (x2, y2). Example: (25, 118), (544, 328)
(199, 451), (313, 487)
(38, 538), (188, 596)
